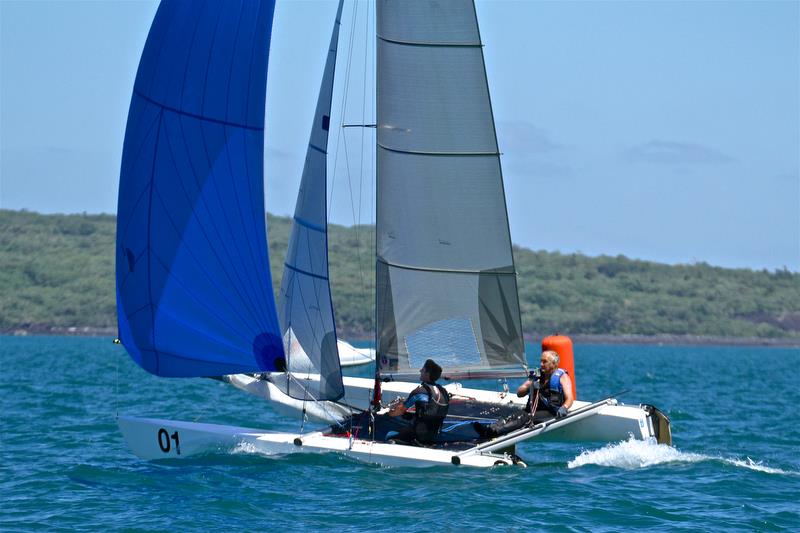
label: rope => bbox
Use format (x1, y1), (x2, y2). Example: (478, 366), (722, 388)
(113, 339), (120, 419)
(284, 372), (351, 431)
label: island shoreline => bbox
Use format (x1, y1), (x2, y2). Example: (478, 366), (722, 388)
(4, 326), (798, 348)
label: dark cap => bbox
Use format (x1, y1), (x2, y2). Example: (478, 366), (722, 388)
(423, 359), (442, 381)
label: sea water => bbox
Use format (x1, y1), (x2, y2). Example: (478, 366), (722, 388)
(1, 336), (798, 531)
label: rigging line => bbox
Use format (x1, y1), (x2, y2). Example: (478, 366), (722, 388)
(288, 0), (342, 351)
(358, 0), (369, 231)
(341, 126), (359, 242)
(285, 372), (346, 429)
(114, 341), (119, 420)
(336, 17), (363, 257)
(328, 0), (360, 220)
(340, 0), (369, 305)
(354, 0), (371, 300)
(369, 0), (376, 328)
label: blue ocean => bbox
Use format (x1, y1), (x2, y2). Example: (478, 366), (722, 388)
(1, 336), (798, 531)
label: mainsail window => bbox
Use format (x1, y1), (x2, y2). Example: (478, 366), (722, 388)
(404, 318), (482, 370)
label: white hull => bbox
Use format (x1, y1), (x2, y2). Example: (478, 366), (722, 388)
(117, 415), (519, 468)
(224, 374), (665, 443)
(117, 393), (643, 468)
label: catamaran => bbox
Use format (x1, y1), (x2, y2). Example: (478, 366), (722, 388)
(116, 0), (670, 468)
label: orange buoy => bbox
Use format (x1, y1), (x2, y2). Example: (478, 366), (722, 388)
(541, 334), (577, 399)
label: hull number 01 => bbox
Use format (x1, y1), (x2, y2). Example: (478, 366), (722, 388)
(157, 428), (181, 455)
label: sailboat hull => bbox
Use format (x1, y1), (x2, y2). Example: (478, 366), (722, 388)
(117, 415), (518, 468)
(226, 374), (669, 444)
(117, 416), (271, 461)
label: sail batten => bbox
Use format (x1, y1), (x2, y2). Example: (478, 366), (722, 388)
(377, 36), (483, 48)
(116, 0), (284, 378)
(376, 142), (500, 157)
(377, 258), (515, 276)
(376, 0), (526, 377)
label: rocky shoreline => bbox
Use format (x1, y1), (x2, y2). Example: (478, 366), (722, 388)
(537, 333), (800, 348)
(5, 325), (798, 348)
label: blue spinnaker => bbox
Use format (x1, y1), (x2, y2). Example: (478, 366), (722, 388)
(116, 0), (284, 377)
(277, 0), (345, 401)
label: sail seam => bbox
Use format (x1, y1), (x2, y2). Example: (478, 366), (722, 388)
(221, 2), (275, 330)
(377, 142), (499, 157)
(161, 117), (270, 332)
(164, 117), (269, 332)
(377, 34), (482, 48)
(116, 107), (163, 242)
(377, 257), (515, 275)
(148, 188), (268, 339)
(133, 89), (263, 131)
(146, 110), (164, 374)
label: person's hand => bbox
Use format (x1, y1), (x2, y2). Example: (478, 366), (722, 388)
(556, 406), (568, 419)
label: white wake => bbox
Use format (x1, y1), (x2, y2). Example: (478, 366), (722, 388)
(567, 437), (795, 476)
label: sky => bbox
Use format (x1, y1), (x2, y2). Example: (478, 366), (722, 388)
(1, 0), (798, 272)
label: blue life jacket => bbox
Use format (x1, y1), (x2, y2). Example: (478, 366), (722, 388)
(540, 368), (565, 411)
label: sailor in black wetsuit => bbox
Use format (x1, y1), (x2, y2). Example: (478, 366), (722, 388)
(386, 359), (450, 445)
(473, 350), (574, 439)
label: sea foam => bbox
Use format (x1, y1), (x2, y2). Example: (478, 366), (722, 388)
(568, 437), (795, 476)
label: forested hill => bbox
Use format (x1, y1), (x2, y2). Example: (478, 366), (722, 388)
(1, 209), (798, 341)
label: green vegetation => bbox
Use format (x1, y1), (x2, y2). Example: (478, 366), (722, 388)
(1, 209), (798, 339)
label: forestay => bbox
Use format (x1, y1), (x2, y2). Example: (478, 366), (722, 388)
(116, 0), (285, 377)
(277, 0), (345, 401)
(375, 0), (526, 379)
